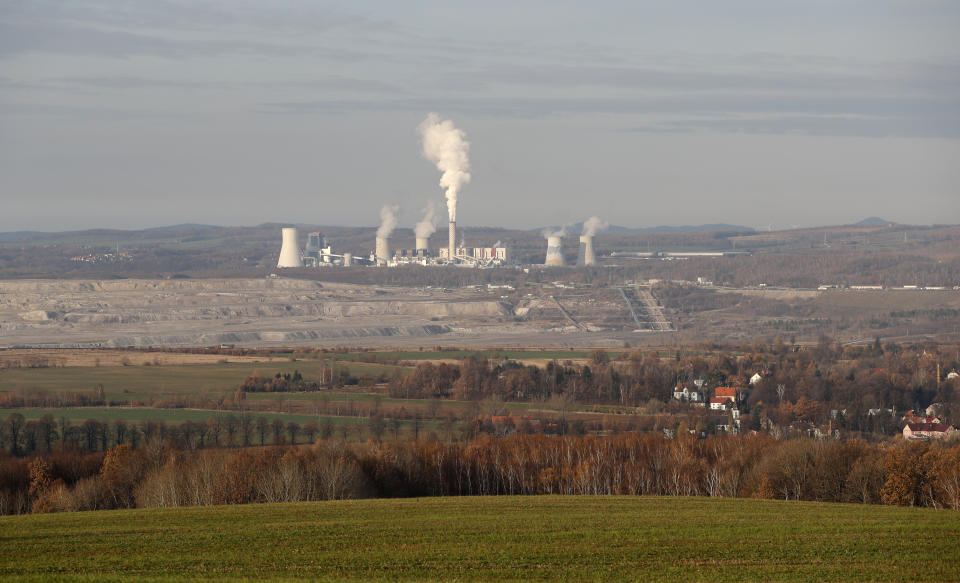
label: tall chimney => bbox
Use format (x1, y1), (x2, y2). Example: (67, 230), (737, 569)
(545, 236), (565, 266)
(577, 235), (596, 266)
(277, 227), (303, 268)
(449, 220), (456, 262)
(375, 236), (390, 266)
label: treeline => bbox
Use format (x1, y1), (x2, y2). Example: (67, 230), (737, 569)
(0, 413), (330, 456)
(239, 371), (320, 392)
(0, 386), (106, 408)
(3, 434), (959, 515)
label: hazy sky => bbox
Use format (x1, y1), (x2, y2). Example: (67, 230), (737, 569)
(2, 1), (958, 232)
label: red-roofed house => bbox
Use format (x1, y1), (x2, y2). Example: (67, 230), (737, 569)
(903, 423), (955, 441)
(714, 387), (738, 399)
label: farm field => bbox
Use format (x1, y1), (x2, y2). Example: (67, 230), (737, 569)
(1, 496), (958, 582)
(0, 349), (631, 432)
(0, 359), (409, 402)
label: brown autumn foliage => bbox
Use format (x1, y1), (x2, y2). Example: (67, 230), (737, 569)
(3, 433), (960, 515)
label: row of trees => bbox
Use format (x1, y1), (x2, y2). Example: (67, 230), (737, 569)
(3, 434), (959, 515)
(0, 413), (333, 456)
(239, 371), (320, 392)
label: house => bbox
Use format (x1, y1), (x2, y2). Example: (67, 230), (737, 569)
(709, 415), (733, 434)
(709, 397), (730, 411)
(947, 370), (959, 380)
(749, 372), (765, 385)
(713, 387), (743, 401)
(867, 408), (895, 417)
(672, 385), (702, 403)
(903, 410), (942, 425)
(903, 423), (955, 441)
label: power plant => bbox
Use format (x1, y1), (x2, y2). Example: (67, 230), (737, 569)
(272, 116), (611, 271)
(274, 224), (509, 269)
(273, 219), (614, 270)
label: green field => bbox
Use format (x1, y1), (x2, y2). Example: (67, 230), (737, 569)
(0, 360), (409, 402)
(1, 496), (957, 582)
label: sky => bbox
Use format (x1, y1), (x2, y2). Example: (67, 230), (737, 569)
(1, 0), (958, 232)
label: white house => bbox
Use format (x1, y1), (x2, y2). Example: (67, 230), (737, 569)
(709, 397), (729, 411)
(672, 385), (702, 403)
(749, 372), (764, 385)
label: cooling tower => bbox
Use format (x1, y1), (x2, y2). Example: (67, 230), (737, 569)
(342, 252), (352, 267)
(448, 221), (456, 262)
(277, 227), (303, 268)
(545, 236), (565, 266)
(577, 235), (596, 266)
(415, 237), (429, 256)
(375, 236), (390, 265)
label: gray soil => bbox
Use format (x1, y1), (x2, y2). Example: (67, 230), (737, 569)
(0, 278), (661, 348)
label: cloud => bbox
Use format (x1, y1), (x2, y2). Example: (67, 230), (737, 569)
(256, 93), (960, 138)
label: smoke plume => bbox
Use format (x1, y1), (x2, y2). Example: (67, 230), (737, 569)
(582, 216), (609, 237)
(542, 224), (570, 239)
(418, 113), (470, 222)
(377, 204), (399, 238)
(414, 200), (441, 238)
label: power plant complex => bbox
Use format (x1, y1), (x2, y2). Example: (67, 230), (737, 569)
(274, 225), (512, 269)
(275, 114), (605, 270)
(274, 224), (604, 269)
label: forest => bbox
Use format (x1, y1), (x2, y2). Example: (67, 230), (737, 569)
(2, 433), (959, 515)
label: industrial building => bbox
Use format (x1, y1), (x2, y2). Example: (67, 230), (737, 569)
(274, 227), (509, 269)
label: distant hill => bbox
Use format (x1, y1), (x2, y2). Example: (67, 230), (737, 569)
(539, 223), (755, 235)
(856, 217), (891, 226)
(143, 223), (221, 232)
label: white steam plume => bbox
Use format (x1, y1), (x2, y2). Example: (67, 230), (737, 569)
(582, 216), (609, 237)
(377, 204), (399, 238)
(414, 200), (441, 238)
(418, 113), (470, 222)
(542, 224), (569, 239)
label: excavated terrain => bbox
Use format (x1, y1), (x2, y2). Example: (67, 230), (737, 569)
(0, 278), (657, 348)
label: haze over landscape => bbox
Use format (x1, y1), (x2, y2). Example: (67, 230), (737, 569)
(2, 3), (960, 582)
(2, 1), (959, 232)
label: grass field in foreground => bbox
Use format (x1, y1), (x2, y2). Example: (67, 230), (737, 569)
(1, 496), (958, 582)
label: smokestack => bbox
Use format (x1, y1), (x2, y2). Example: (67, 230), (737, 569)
(545, 235), (565, 266)
(419, 114), (470, 263)
(577, 235), (596, 266)
(375, 237), (390, 265)
(449, 221), (456, 261)
(277, 227), (303, 268)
